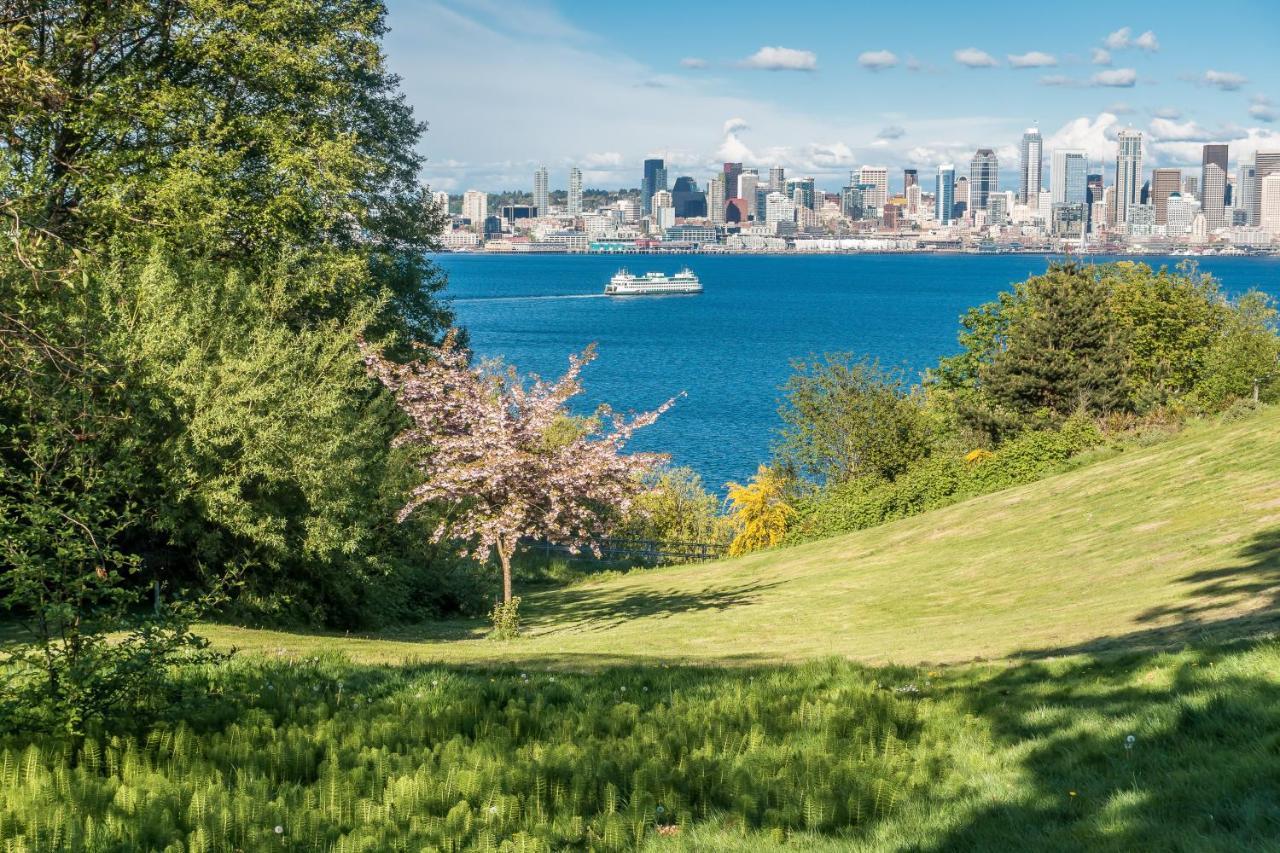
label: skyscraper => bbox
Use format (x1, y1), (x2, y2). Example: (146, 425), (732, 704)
(737, 169), (759, 219)
(1019, 128), (1043, 205)
(462, 190), (487, 228)
(1182, 175), (1199, 200)
(768, 166), (786, 193)
(670, 176), (707, 219)
(1113, 130), (1143, 225)
(1236, 154), (1258, 226)
(1201, 144), (1229, 227)
(567, 167), (582, 217)
(935, 164), (956, 224)
(707, 174), (726, 225)
(723, 162), (743, 203)
(786, 177), (816, 210)
(1261, 173), (1280, 236)
(1250, 151), (1280, 226)
(533, 165), (549, 217)
(903, 168), (918, 194)
(1050, 150), (1088, 206)
(1149, 168), (1182, 225)
(968, 149), (998, 211)
(859, 166), (889, 211)
(642, 158), (667, 215)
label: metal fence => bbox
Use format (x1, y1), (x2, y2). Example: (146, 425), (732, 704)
(524, 538), (728, 563)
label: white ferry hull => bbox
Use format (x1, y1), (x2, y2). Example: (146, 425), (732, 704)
(605, 268), (702, 296)
(605, 283), (702, 296)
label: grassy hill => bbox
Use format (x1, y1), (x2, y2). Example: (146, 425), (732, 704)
(205, 406), (1280, 667)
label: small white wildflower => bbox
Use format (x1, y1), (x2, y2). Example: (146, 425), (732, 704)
(274, 825), (284, 835)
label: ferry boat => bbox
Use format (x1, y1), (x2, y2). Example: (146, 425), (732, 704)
(604, 268), (702, 296)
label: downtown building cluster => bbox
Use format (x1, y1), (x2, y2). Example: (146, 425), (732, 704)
(435, 134), (1280, 255)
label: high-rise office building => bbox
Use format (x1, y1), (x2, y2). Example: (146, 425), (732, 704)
(764, 192), (796, 230)
(903, 168), (918, 194)
(670, 176), (707, 219)
(737, 169), (759, 218)
(641, 158), (667, 215)
(968, 149), (999, 211)
(1166, 192), (1201, 234)
(1114, 130), (1143, 225)
(1050, 150), (1088, 206)
(1182, 174), (1199, 200)
(651, 189), (675, 230)
(1251, 151), (1280, 227)
(707, 174), (726, 225)
(786, 177), (816, 210)
(1201, 144), (1229, 227)
(723, 162), (743, 204)
(533, 165), (549, 216)
(430, 190), (450, 214)
(935, 164), (956, 224)
(768, 166), (786, 193)
(859, 166), (889, 211)
(462, 189), (488, 228)
(567, 167), (582, 217)
(1149, 168), (1182, 225)
(1236, 155), (1257, 226)
(1261, 174), (1280, 236)
(1019, 128), (1044, 204)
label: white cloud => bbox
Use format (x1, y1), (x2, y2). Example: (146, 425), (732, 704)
(1250, 97), (1277, 123)
(716, 118), (754, 162)
(723, 117), (749, 135)
(1152, 107), (1181, 119)
(1104, 27), (1132, 50)
(740, 46), (817, 71)
(1091, 68), (1137, 88)
(1148, 117), (1210, 142)
(1045, 113), (1124, 163)
(905, 56), (922, 72)
(954, 48), (997, 68)
(1040, 75), (1082, 88)
(804, 142), (856, 168)
(1134, 30), (1159, 52)
(857, 50), (898, 71)
(1008, 51), (1057, 68)
(679, 57), (708, 69)
(1091, 48), (1112, 65)
(1202, 70), (1247, 91)
(877, 125), (907, 140)
(581, 151), (624, 168)
(1108, 101), (1136, 115)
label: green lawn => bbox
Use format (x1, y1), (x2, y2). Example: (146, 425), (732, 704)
(203, 406), (1280, 668)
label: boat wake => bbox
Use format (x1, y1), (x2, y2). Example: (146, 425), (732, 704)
(452, 293), (607, 304)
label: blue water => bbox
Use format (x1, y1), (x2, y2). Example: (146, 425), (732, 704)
(438, 253), (1280, 490)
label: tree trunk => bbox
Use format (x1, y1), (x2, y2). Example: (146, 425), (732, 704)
(498, 540), (513, 604)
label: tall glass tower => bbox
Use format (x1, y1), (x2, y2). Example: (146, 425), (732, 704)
(1019, 128), (1043, 205)
(968, 149), (999, 211)
(935, 164), (956, 224)
(1113, 130), (1143, 225)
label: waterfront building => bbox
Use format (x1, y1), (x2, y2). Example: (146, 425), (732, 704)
(969, 149), (998, 211)
(1149, 168), (1182, 224)
(765, 191), (796, 232)
(1050, 149), (1088, 207)
(1201, 144), (1229, 228)
(664, 224), (718, 244)
(1113, 130), (1143, 226)
(567, 167), (583, 217)
(859, 166), (889, 211)
(462, 189), (487, 227)
(708, 174), (726, 225)
(641, 158), (667, 215)
(1166, 192), (1201, 234)
(1019, 128), (1044, 205)
(500, 203), (536, 223)
(1262, 174), (1280, 236)
(651, 189), (675, 231)
(935, 164), (956, 224)
(1051, 203), (1087, 237)
(533, 165), (549, 217)
(618, 198), (641, 223)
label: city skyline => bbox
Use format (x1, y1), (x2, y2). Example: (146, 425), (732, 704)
(391, 1), (1280, 192)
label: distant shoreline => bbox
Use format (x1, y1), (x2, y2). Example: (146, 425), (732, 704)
(433, 250), (1280, 259)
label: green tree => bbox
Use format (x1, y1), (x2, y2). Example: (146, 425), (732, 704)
(777, 354), (932, 486)
(1192, 290), (1280, 410)
(981, 263), (1129, 423)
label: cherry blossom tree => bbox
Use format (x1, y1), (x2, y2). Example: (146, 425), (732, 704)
(362, 333), (677, 605)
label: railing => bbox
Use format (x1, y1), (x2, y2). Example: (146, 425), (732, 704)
(524, 537), (728, 563)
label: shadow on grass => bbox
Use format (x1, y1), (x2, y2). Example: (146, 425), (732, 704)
(923, 641), (1280, 851)
(1011, 527), (1280, 660)
(521, 579), (785, 631)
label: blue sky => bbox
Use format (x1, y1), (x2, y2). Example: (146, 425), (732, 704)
(386, 0), (1280, 193)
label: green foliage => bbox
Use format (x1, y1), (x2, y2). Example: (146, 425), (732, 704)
(727, 467), (795, 556)
(1189, 290), (1280, 411)
(614, 467), (731, 559)
(777, 355), (933, 486)
(791, 416), (1103, 541)
(489, 596), (522, 640)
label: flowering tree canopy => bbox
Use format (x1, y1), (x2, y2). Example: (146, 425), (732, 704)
(362, 333), (676, 602)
